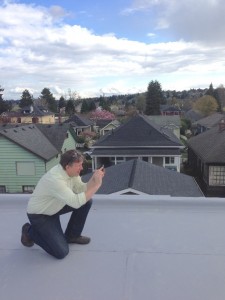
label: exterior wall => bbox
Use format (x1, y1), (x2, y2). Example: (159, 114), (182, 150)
(0, 136), (46, 193)
(10, 115), (55, 124)
(100, 124), (116, 136)
(62, 131), (77, 153)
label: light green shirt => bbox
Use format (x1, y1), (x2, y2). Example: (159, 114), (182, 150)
(27, 164), (87, 215)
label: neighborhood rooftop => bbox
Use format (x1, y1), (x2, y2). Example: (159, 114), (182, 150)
(1, 193), (225, 300)
(82, 159), (203, 197)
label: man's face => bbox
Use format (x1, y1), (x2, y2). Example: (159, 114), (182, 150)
(65, 160), (83, 177)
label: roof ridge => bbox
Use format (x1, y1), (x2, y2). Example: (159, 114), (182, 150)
(128, 159), (138, 188)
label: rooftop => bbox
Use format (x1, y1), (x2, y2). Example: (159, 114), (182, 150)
(1, 194), (225, 300)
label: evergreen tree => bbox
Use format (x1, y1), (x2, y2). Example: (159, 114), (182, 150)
(145, 80), (164, 115)
(0, 86), (10, 113)
(65, 99), (75, 116)
(19, 89), (33, 108)
(40, 88), (57, 112)
(58, 96), (66, 111)
(89, 100), (96, 111)
(81, 100), (89, 113)
(99, 96), (110, 111)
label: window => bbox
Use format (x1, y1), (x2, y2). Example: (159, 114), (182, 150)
(165, 157), (175, 164)
(23, 186), (35, 193)
(0, 186), (6, 193)
(16, 162), (35, 176)
(110, 157), (125, 164)
(209, 166), (225, 186)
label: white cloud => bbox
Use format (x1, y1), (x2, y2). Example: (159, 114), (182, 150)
(0, 1), (224, 100)
(124, 0), (225, 44)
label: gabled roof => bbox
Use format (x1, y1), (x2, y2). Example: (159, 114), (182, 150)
(82, 159), (203, 196)
(36, 123), (71, 152)
(146, 115), (181, 127)
(93, 115), (183, 148)
(193, 112), (225, 128)
(64, 114), (93, 127)
(0, 124), (73, 160)
(187, 124), (225, 163)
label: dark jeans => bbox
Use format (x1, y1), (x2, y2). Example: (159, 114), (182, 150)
(27, 200), (92, 259)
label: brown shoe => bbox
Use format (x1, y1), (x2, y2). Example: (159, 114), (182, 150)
(21, 223), (34, 247)
(67, 236), (91, 245)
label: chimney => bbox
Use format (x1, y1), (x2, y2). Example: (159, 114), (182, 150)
(219, 119), (225, 131)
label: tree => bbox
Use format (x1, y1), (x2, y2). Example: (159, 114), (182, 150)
(136, 94), (146, 113)
(80, 100), (89, 113)
(65, 99), (75, 116)
(0, 86), (10, 114)
(206, 83), (222, 112)
(58, 96), (66, 110)
(99, 96), (110, 111)
(40, 88), (57, 112)
(145, 80), (164, 115)
(90, 109), (115, 121)
(194, 95), (218, 116)
(19, 89), (33, 108)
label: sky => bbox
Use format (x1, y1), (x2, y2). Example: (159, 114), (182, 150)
(0, 0), (225, 100)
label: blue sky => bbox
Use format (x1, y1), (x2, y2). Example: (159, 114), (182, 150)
(0, 0), (225, 99)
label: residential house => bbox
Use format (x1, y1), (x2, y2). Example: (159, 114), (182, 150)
(93, 119), (120, 136)
(187, 119), (225, 197)
(64, 114), (94, 135)
(82, 159), (203, 196)
(0, 123), (77, 193)
(192, 112), (225, 135)
(91, 114), (184, 172)
(146, 115), (181, 139)
(160, 105), (183, 116)
(0, 105), (55, 124)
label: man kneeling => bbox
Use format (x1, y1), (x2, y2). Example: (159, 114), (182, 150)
(21, 150), (104, 259)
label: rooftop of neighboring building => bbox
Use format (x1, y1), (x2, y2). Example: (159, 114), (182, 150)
(1, 193), (225, 300)
(82, 159), (203, 197)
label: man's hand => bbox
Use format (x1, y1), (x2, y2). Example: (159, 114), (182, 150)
(85, 166), (105, 201)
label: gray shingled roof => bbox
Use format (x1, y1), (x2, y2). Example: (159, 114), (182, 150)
(82, 159), (203, 197)
(0, 125), (58, 160)
(146, 115), (181, 127)
(64, 114), (93, 126)
(193, 112), (225, 128)
(187, 125), (225, 163)
(36, 123), (71, 151)
(0, 123), (73, 160)
(93, 115), (183, 148)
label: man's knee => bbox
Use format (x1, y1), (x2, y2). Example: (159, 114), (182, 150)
(54, 244), (69, 259)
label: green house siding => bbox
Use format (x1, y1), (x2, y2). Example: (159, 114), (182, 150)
(0, 136), (46, 193)
(0, 129), (78, 193)
(62, 131), (77, 152)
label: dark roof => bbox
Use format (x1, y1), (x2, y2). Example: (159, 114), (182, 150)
(0, 124), (73, 160)
(82, 159), (203, 197)
(36, 123), (71, 151)
(184, 109), (203, 122)
(64, 114), (93, 127)
(160, 105), (182, 112)
(193, 112), (225, 128)
(187, 124), (225, 163)
(93, 115), (183, 148)
(94, 119), (112, 128)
